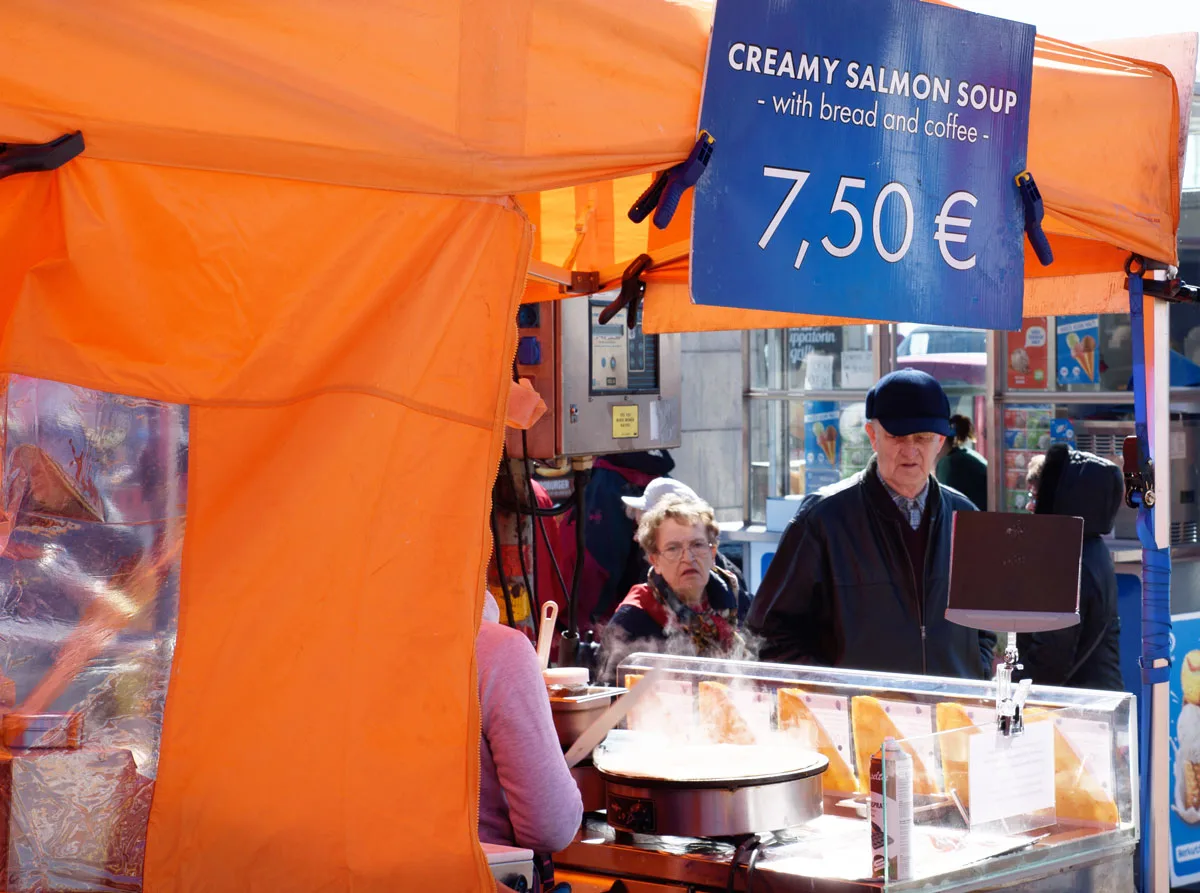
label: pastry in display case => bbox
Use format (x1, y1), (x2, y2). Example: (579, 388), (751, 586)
(697, 680), (756, 745)
(851, 695), (939, 796)
(778, 688), (859, 794)
(557, 653), (1137, 893)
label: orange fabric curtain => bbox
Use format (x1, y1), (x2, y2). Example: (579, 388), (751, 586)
(0, 159), (531, 891)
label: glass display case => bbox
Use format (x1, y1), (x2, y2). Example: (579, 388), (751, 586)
(558, 653), (1137, 893)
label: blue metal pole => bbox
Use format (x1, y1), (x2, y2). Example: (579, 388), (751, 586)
(1127, 268), (1172, 892)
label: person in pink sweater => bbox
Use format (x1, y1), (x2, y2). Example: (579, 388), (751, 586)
(477, 592), (583, 855)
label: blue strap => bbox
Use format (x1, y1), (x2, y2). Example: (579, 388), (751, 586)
(1129, 269), (1170, 893)
(1127, 271), (1172, 686)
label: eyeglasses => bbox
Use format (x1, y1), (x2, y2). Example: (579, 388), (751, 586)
(657, 540), (714, 561)
(879, 430), (942, 447)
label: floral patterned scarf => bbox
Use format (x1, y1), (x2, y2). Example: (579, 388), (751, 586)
(646, 566), (744, 656)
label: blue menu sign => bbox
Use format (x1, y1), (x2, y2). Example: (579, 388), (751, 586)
(691, 0), (1036, 330)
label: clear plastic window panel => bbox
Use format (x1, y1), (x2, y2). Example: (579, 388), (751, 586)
(0, 375), (186, 892)
(614, 653), (1136, 891)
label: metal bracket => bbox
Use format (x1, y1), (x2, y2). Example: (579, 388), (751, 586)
(524, 261), (602, 296)
(569, 270), (601, 295)
(995, 637), (1031, 737)
(1124, 254), (1197, 303)
(1123, 435), (1156, 509)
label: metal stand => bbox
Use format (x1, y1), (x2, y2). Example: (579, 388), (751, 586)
(995, 632), (1033, 738)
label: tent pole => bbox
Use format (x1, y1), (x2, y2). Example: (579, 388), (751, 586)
(1130, 271), (1173, 893)
(1148, 294), (1171, 893)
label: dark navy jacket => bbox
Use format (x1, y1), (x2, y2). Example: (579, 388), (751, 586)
(747, 458), (995, 679)
(1019, 445), (1124, 690)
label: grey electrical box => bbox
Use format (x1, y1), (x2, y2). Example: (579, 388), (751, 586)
(508, 292), (682, 459)
(559, 293), (681, 457)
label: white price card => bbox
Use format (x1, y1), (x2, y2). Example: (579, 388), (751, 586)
(839, 350), (875, 388)
(803, 692), (853, 763)
(804, 353), (835, 391)
(731, 688), (775, 738)
(968, 721), (1056, 827)
(877, 699), (937, 779)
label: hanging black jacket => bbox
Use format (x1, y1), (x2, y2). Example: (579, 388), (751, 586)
(936, 445), (988, 511)
(746, 458), (995, 679)
(1019, 445), (1124, 691)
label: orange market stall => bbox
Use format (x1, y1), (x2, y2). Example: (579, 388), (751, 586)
(518, 14), (1189, 893)
(0, 2), (1186, 893)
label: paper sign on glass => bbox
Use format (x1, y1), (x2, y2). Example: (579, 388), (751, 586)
(969, 721), (1056, 827)
(878, 698), (937, 783)
(803, 692), (853, 763)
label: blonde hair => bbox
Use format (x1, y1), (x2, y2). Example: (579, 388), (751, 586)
(1026, 453), (1046, 491)
(636, 495), (719, 556)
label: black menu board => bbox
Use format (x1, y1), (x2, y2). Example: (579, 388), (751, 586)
(945, 511), (1083, 633)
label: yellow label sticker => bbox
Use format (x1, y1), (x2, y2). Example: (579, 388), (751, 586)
(612, 405), (639, 439)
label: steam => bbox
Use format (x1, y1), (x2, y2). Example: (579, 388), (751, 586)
(599, 620), (762, 686)
(599, 630), (809, 752)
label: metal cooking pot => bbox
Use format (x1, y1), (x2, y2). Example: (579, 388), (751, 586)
(549, 686), (626, 749)
(597, 755), (828, 838)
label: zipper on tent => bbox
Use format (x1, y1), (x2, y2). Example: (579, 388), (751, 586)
(473, 203), (536, 892)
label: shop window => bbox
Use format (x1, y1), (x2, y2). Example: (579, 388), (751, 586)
(748, 329), (784, 391)
(996, 310), (1200, 543)
(783, 325), (875, 392)
(748, 398), (785, 523)
(787, 400), (871, 496)
(894, 323), (988, 390)
(0, 375), (186, 890)
(745, 326), (874, 522)
(1185, 131), (1200, 192)
(1003, 314), (1140, 394)
(893, 324), (990, 467)
(1172, 301), (1200, 379)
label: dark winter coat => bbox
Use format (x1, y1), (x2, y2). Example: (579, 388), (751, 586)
(747, 458), (995, 679)
(1019, 445), (1124, 690)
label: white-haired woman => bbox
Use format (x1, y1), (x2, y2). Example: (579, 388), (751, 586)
(599, 496), (749, 681)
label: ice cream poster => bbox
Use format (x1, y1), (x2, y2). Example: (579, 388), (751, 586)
(1048, 419), (1076, 447)
(804, 402), (841, 492)
(1169, 612), (1200, 886)
(1007, 316), (1048, 389)
(1056, 316), (1099, 386)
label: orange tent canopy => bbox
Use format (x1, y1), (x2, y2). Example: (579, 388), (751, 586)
(518, 24), (1183, 333)
(0, 2), (1182, 892)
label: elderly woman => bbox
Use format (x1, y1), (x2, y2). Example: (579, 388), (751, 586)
(599, 495), (749, 681)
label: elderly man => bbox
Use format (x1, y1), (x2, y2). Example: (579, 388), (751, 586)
(746, 369), (996, 679)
